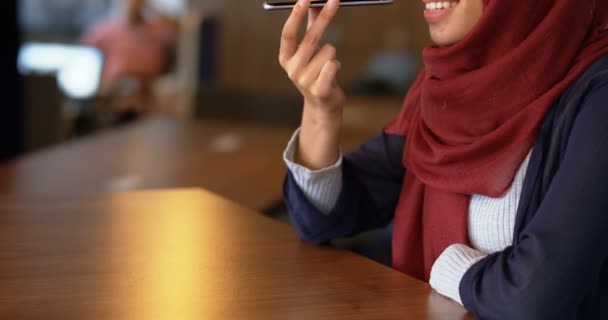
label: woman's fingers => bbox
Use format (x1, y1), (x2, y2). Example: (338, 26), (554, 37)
(300, 0), (340, 53)
(285, 0), (340, 82)
(297, 44), (337, 88)
(279, 0), (311, 67)
(307, 8), (322, 30)
(279, 0), (343, 105)
(310, 59), (342, 100)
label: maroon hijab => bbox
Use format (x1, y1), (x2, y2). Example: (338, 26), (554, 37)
(384, 0), (608, 281)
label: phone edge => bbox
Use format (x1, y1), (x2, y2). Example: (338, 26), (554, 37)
(263, 0), (393, 11)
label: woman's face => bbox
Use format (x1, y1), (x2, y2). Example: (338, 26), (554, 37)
(423, 0), (484, 46)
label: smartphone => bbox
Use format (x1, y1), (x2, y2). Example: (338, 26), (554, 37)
(263, 0), (393, 11)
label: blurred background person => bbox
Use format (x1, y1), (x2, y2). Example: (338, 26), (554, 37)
(82, 0), (178, 124)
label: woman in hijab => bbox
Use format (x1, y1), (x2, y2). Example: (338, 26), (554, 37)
(280, 0), (608, 318)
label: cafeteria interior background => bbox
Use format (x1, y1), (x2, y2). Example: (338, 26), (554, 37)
(2, 0), (430, 258)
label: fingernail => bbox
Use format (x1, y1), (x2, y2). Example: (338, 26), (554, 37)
(299, 0), (309, 7)
(328, 0), (339, 9)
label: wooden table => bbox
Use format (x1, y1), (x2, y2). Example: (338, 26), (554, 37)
(0, 102), (400, 212)
(0, 117), (293, 212)
(0, 189), (473, 319)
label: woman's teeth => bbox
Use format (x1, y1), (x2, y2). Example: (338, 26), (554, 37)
(425, 2), (458, 10)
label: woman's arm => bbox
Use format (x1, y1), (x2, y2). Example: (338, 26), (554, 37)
(283, 128), (344, 214)
(279, 0), (346, 171)
(284, 132), (405, 244)
(280, 0), (405, 243)
(459, 84), (608, 319)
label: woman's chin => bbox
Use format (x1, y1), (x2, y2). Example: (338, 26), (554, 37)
(429, 30), (459, 47)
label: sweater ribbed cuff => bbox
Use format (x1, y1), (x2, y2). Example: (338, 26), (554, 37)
(429, 244), (487, 306)
(283, 128), (343, 215)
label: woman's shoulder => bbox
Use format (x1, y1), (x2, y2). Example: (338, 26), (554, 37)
(557, 55), (608, 142)
(549, 55), (608, 123)
(535, 55), (608, 165)
(575, 55), (608, 115)
(569, 54), (608, 98)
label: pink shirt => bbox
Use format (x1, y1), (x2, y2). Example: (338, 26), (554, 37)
(82, 17), (176, 93)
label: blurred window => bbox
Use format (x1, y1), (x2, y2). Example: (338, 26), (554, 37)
(18, 43), (104, 99)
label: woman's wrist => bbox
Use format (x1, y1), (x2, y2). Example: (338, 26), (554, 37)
(296, 106), (343, 170)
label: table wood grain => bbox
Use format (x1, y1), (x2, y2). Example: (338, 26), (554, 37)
(0, 190), (473, 319)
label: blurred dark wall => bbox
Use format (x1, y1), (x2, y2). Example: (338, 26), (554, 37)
(0, 1), (23, 160)
(190, 0), (428, 94)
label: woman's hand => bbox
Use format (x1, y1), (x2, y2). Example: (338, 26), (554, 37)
(279, 0), (345, 170)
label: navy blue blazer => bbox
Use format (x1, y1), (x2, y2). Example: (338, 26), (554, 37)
(284, 55), (608, 319)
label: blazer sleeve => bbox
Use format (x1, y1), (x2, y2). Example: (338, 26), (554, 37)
(459, 84), (608, 319)
(284, 132), (406, 244)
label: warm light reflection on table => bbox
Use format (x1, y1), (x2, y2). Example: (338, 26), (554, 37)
(0, 190), (474, 319)
(110, 195), (206, 319)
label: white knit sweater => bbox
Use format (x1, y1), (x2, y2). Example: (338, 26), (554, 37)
(283, 129), (532, 305)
